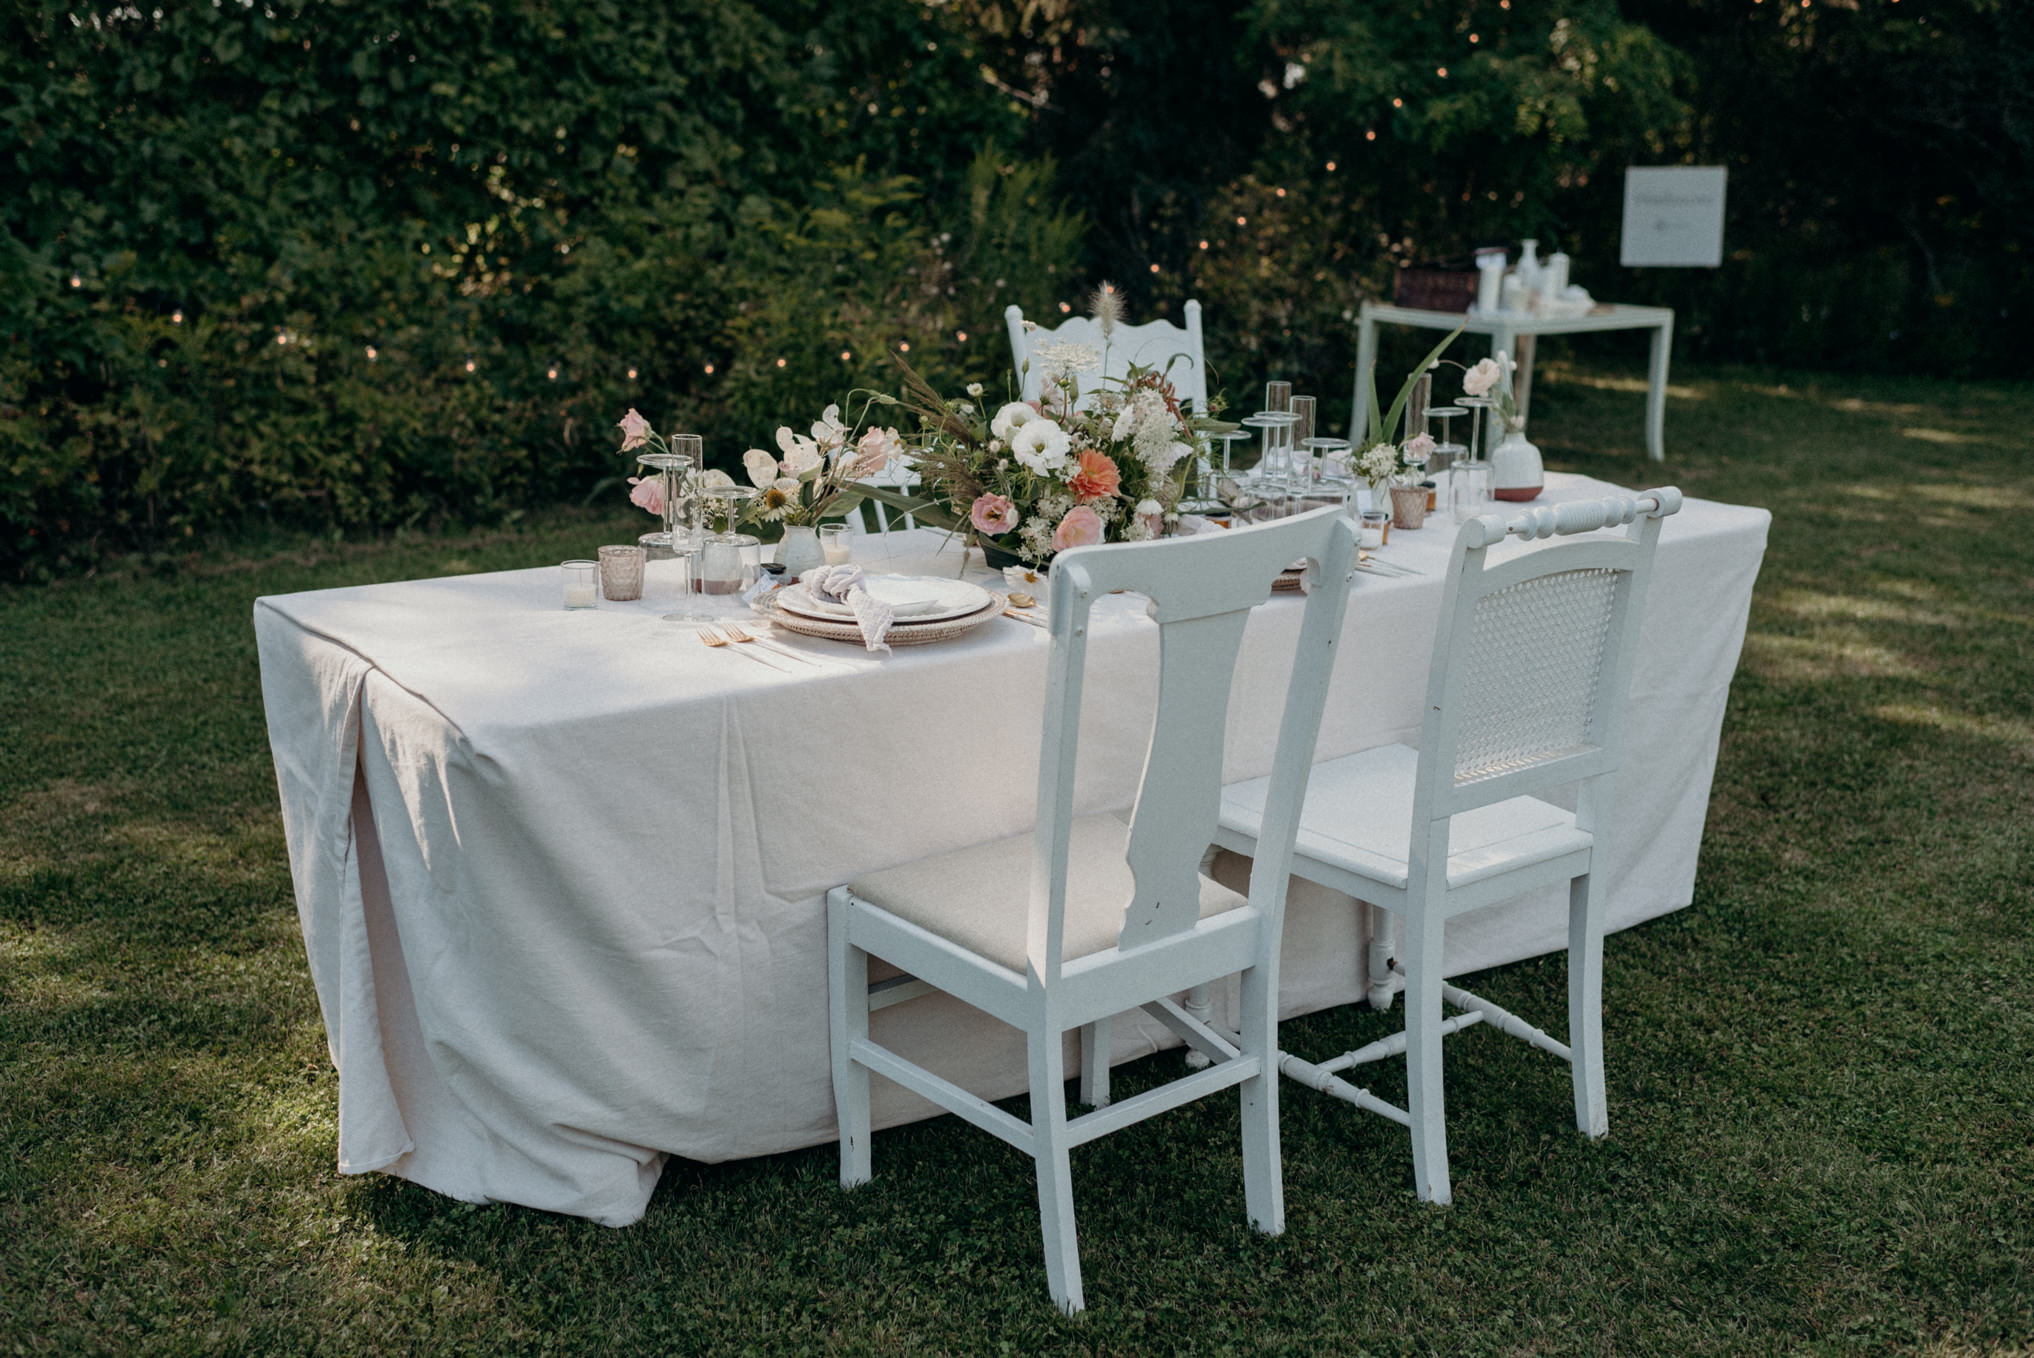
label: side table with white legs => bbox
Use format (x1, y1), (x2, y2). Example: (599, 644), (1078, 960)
(1350, 301), (1675, 463)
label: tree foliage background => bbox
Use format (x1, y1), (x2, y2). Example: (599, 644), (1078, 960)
(3, 0), (2027, 577)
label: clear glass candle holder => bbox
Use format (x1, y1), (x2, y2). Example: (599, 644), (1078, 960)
(561, 559), (599, 610)
(1358, 510), (1389, 549)
(819, 523), (853, 565)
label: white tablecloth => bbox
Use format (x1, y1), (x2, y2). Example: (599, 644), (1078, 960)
(256, 475), (1768, 1226)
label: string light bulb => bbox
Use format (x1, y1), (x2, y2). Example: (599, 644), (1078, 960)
(1149, 263), (1160, 274)
(704, 363), (715, 374)
(547, 366), (558, 380)
(1059, 301), (1072, 313)
(1325, 160), (1337, 171)
(69, 274), (81, 288)
(171, 310), (183, 324)
(898, 342), (910, 353)
(956, 330), (968, 341)
(465, 359), (476, 372)
(1236, 215), (1248, 226)
(1198, 239), (1210, 250)
(627, 366), (637, 380)
(1437, 66), (1448, 77)
(775, 357), (786, 367)
(1392, 97), (1403, 108)
(365, 345), (377, 359)
(1366, 130), (1377, 141)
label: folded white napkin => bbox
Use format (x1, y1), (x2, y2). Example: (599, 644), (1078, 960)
(801, 564), (895, 653)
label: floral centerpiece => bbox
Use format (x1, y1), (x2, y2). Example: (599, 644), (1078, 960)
(1456, 349), (1541, 500)
(738, 403), (904, 527)
(881, 286), (1216, 569)
(1350, 325), (1465, 520)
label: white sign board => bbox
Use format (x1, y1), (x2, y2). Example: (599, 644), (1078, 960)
(1621, 167), (1727, 268)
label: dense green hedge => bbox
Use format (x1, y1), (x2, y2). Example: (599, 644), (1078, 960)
(5, 0), (2027, 577)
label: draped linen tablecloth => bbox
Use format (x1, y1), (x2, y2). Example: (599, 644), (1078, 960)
(255, 474), (1768, 1226)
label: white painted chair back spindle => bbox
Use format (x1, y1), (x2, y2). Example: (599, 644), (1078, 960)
(1005, 300), (1209, 414)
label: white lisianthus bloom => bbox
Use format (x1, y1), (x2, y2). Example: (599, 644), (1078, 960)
(966, 382), (985, 398)
(1010, 419), (1072, 474)
(742, 447), (781, 487)
(991, 401), (1038, 442)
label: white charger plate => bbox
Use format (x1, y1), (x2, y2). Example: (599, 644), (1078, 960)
(777, 575), (995, 625)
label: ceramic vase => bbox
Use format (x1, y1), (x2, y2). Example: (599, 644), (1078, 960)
(1490, 428), (1544, 502)
(775, 524), (824, 580)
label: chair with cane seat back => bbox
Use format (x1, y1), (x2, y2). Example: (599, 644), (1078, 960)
(827, 506), (1359, 1313)
(1213, 489), (1682, 1206)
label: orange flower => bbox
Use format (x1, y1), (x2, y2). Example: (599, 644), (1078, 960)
(1066, 449), (1121, 503)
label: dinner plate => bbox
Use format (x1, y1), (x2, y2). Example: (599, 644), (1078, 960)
(770, 593), (1008, 646)
(776, 575), (995, 625)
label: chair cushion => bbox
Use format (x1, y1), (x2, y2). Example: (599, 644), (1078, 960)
(1219, 744), (1591, 893)
(847, 813), (1249, 973)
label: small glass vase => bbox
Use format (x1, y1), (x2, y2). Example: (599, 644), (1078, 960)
(775, 524), (824, 581)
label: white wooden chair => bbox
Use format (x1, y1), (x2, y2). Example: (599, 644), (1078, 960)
(1004, 299), (1209, 414)
(828, 506), (1359, 1313)
(1213, 489), (1683, 1206)
(848, 456), (921, 537)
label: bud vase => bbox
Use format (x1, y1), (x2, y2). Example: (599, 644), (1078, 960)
(775, 524), (824, 581)
(1490, 429), (1544, 502)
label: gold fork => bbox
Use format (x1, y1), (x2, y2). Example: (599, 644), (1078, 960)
(718, 622), (822, 667)
(699, 626), (789, 671)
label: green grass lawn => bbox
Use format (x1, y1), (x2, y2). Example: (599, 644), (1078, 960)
(4, 361), (2031, 1355)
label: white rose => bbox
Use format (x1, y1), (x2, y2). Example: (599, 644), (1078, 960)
(1010, 419), (1071, 474)
(991, 401), (1039, 442)
(742, 447), (780, 487)
(1462, 358), (1501, 397)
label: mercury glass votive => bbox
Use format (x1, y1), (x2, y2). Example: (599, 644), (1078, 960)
(598, 544), (645, 601)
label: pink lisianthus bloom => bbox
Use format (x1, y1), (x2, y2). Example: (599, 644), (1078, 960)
(1462, 358), (1501, 398)
(1404, 432), (1436, 461)
(1066, 448), (1122, 503)
(970, 493), (1019, 535)
(1051, 504), (1104, 552)
(628, 475), (665, 516)
(618, 408), (652, 451)
(855, 426), (902, 475)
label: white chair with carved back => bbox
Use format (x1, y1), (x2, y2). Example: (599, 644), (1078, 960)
(828, 506), (1359, 1313)
(848, 455), (921, 539)
(1004, 299), (1208, 414)
(1213, 489), (1682, 1206)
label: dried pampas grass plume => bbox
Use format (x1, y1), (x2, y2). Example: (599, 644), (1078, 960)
(1089, 281), (1124, 340)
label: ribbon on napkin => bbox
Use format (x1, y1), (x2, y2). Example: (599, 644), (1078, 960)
(800, 564), (895, 653)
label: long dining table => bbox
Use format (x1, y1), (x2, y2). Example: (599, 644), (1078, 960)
(255, 473), (1769, 1226)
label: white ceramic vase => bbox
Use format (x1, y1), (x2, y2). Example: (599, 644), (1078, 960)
(775, 524), (824, 580)
(1489, 428), (1543, 502)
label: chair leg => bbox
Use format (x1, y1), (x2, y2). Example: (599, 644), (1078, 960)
(826, 888), (872, 1187)
(1568, 870), (1609, 1139)
(1028, 1027), (1084, 1314)
(1079, 1017), (1112, 1108)
(1238, 962), (1284, 1235)
(1403, 903), (1452, 1206)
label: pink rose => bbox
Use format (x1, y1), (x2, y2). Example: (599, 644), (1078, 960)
(970, 493), (1019, 535)
(1051, 504), (1104, 552)
(1462, 358), (1501, 398)
(617, 407), (652, 451)
(628, 475), (665, 516)
(1404, 432), (1436, 460)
